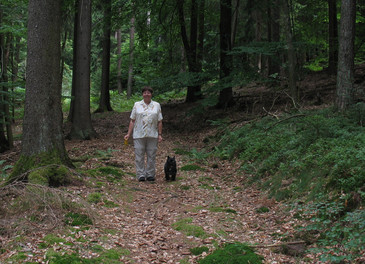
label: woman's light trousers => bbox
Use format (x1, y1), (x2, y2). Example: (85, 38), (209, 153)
(133, 137), (158, 180)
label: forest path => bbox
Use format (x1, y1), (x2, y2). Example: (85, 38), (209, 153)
(63, 106), (306, 263)
(0, 104), (309, 263)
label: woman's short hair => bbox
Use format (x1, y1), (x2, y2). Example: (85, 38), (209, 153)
(141, 86), (153, 94)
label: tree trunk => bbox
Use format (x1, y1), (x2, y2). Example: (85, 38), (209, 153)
(336, 0), (356, 111)
(283, 0), (298, 106)
(0, 17), (13, 152)
(11, 36), (21, 122)
(217, 0), (234, 108)
(68, 0), (98, 140)
(328, 0), (338, 75)
(267, 0), (281, 76)
(177, 0), (201, 103)
(127, 15), (135, 99)
(197, 0), (205, 72)
(116, 29), (123, 94)
(231, 0), (240, 47)
(9, 0), (73, 183)
(96, 0), (113, 112)
(0, 10), (10, 152)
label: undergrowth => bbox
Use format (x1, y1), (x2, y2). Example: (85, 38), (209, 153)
(215, 105), (365, 200)
(213, 103), (365, 262)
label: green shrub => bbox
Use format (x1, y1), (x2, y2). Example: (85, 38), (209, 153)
(198, 242), (263, 264)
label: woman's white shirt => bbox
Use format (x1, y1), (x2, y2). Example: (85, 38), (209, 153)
(130, 100), (163, 139)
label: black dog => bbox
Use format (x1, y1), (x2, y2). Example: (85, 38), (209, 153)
(164, 156), (177, 181)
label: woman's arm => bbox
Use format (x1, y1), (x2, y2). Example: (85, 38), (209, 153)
(158, 120), (163, 142)
(124, 119), (135, 140)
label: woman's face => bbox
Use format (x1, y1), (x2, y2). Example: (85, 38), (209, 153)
(143, 90), (152, 103)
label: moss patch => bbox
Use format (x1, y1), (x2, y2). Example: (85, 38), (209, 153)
(172, 218), (208, 238)
(7, 149), (73, 185)
(28, 165), (71, 187)
(199, 242), (263, 264)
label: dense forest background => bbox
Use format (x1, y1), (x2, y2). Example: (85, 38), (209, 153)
(1, 0), (365, 263)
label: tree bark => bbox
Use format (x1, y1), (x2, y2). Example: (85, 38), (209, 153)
(9, 0), (72, 182)
(231, 0), (240, 47)
(68, 0), (98, 140)
(127, 15), (135, 99)
(283, 0), (298, 106)
(0, 10), (10, 152)
(116, 29), (123, 94)
(267, 0), (281, 76)
(197, 0), (205, 72)
(217, 0), (234, 108)
(177, 0), (201, 102)
(96, 0), (113, 112)
(336, 0), (356, 111)
(328, 0), (338, 75)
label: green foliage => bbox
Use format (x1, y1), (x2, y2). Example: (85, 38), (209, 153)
(214, 107), (365, 199)
(0, 160), (13, 179)
(198, 242), (263, 264)
(297, 202), (365, 262)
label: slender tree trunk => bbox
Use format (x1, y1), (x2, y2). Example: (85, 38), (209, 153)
(0, 12), (10, 152)
(336, 0), (356, 111)
(127, 15), (135, 99)
(177, 0), (201, 102)
(11, 36), (21, 122)
(217, 0), (234, 108)
(328, 0), (338, 75)
(283, 0), (298, 106)
(231, 0), (240, 47)
(197, 0), (205, 72)
(96, 0), (113, 112)
(254, 7), (263, 72)
(68, 0), (97, 140)
(10, 0), (72, 183)
(268, 0), (281, 76)
(116, 29), (123, 94)
(3, 34), (13, 148)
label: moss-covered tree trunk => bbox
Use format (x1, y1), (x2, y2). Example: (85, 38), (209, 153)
(8, 0), (73, 185)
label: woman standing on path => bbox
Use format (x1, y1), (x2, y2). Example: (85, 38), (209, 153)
(124, 86), (163, 182)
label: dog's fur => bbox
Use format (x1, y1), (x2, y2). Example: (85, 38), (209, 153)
(164, 156), (177, 181)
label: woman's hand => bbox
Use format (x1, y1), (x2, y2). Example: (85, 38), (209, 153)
(158, 135), (163, 143)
